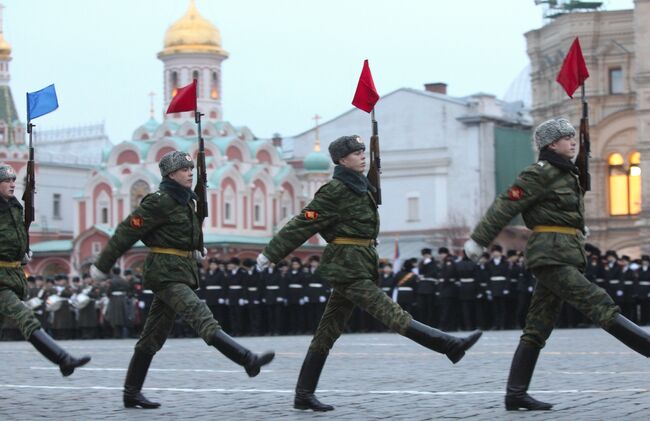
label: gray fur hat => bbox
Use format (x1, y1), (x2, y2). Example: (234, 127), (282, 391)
(0, 164), (17, 182)
(534, 118), (576, 150)
(328, 135), (365, 164)
(159, 150), (194, 177)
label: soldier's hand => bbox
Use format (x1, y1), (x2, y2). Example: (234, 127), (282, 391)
(256, 253), (270, 272)
(463, 239), (484, 263)
(21, 250), (33, 266)
(90, 264), (108, 281)
(193, 247), (208, 263)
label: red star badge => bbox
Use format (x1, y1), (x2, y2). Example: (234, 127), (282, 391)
(508, 186), (525, 201)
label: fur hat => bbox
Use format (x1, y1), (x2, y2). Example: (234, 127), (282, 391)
(159, 150), (194, 177)
(328, 135), (365, 164)
(0, 164), (17, 182)
(534, 118), (576, 150)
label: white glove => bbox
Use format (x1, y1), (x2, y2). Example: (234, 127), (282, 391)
(464, 239), (484, 263)
(276, 297), (284, 303)
(303, 296), (309, 303)
(21, 250), (33, 266)
(218, 298), (225, 304)
(138, 301), (145, 309)
(256, 253), (270, 272)
(319, 296), (327, 303)
(583, 226), (591, 238)
(90, 264), (108, 281)
(193, 247), (208, 263)
(238, 298), (245, 306)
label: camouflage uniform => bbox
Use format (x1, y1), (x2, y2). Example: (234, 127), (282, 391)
(0, 195), (40, 339)
(94, 182), (217, 354)
(263, 172), (412, 354)
(471, 155), (618, 348)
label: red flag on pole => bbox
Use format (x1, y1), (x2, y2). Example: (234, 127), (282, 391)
(556, 37), (590, 98)
(352, 59), (379, 113)
(166, 79), (197, 113)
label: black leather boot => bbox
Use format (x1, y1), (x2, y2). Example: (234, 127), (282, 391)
(28, 329), (91, 376)
(123, 350), (161, 409)
(605, 313), (650, 357)
(404, 320), (482, 363)
(505, 342), (552, 411)
(209, 329), (274, 377)
(294, 351), (334, 411)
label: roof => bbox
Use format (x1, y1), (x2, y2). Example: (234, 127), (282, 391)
(31, 240), (73, 253)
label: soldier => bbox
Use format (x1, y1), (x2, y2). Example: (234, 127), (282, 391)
(286, 257), (306, 334)
(225, 257), (247, 336)
(256, 135), (481, 411)
(603, 250), (621, 299)
(243, 258), (264, 335)
(51, 274), (75, 340)
(637, 255), (650, 325)
(0, 164), (90, 374)
(76, 273), (100, 339)
(261, 262), (283, 335)
(464, 118), (650, 411)
(394, 259), (418, 315)
(106, 267), (129, 338)
(438, 248), (459, 331)
(488, 245), (509, 330)
(456, 252), (477, 331)
(416, 248), (438, 327)
(515, 255), (535, 329)
(305, 255), (328, 333)
(619, 256), (638, 322)
(204, 258), (229, 331)
(506, 250), (521, 329)
(90, 151), (273, 409)
(475, 253), (492, 330)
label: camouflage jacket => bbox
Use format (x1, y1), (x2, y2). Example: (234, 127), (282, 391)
(471, 155), (586, 271)
(263, 168), (380, 284)
(95, 181), (201, 291)
(0, 197), (28, 296)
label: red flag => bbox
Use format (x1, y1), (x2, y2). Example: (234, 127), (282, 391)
(166, 79), (197, 113)
(556, 37), (590, 98)
(352, 59), (379, 113)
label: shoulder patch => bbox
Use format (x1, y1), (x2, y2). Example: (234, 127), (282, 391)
(304, 210), (319, 221)
(507, 186), (525, 201)
(130, 215), (144, 229)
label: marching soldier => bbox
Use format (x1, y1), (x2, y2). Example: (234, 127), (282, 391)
(257, 135), (481, 411)
(488, 245), (509, 330)
(90, 151), (273, 409)
(456, 252), (477, 331)
(0, 164), (90, 374)
(416, 248), (438, 327)
(464, 118), (650, 411)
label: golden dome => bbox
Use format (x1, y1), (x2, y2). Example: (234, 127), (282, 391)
(0, 33), (11, 59)
(159, 0), (228, 57)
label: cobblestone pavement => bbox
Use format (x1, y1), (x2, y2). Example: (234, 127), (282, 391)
(0, 328), (648, 420)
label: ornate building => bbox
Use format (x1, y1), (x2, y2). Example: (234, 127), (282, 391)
(525, 0), (650, 256)
(0, 1), (330, 276)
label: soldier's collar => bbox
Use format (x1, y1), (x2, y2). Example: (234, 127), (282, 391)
(333, 165), (376, 195)
(538, 149), (579, 175)
(159, 178), (198, 205)
(0, 196), (21, 211)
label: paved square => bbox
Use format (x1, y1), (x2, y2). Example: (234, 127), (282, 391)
(0, 328), (648, 420)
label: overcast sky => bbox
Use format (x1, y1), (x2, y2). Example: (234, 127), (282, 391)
(4, 0), (635, 144)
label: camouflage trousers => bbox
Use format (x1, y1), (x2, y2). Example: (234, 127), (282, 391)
(0, 287), (41, 339)
(521, 265), (620, 349)
(309, 278), (412, 355)
(135, 282), (221, 356)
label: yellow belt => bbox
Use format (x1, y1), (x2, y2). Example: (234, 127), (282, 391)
(533, 225), (580, 235)
(331, 237), (375, 247)
(0, 261), (21, 268)
(150, 247), (192, 258)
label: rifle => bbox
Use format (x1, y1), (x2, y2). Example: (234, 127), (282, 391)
(366, 109), (382, 205)
(576, 85), (591, 192)
(194, 111), (208, 251)
(22, 123), (36, 251)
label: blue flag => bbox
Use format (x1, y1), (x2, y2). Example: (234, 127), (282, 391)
(27, 84), (59, 122)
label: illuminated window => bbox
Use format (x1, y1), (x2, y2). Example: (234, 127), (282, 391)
(609, 152), (642, 216)
(171, 72), (178, 97)
(211, 72), (219, 99)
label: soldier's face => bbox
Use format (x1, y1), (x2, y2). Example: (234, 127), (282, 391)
(549, 135), (577, 160)
(168, 167), (194, 188)
(339, 150), (366, 173)
(0, 178), (16, 200)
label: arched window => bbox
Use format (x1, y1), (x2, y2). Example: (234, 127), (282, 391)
(223, 185), (235, 224)
(609, 152), (642, 216)
(211, 71), (219, 99)
(96, 191), (110, 225)
(130, 180), (150, 212)
(253, 188), (265, 226)
(171, 72), (178, 97)
(280, 189), (293, 220)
